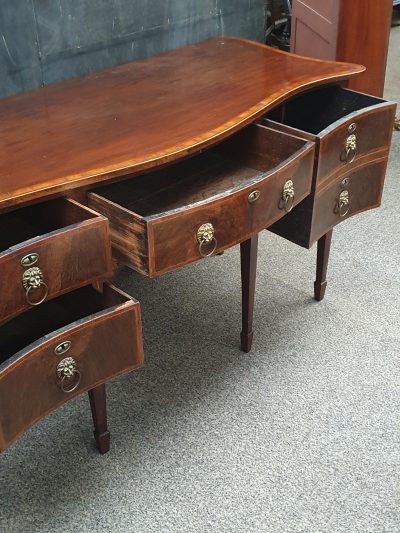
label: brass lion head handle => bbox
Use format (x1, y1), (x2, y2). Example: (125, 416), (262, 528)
(334, 189), (350, 218)
(22, 266), (49, 306)
(197, 223), (218, 257)
(341, 133), (357, 164)
(56, 356), (81, 393)
(280, 179), (295, 213)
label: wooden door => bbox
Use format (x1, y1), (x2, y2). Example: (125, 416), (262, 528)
(290, 0), (393, 97)
(336, 0), (392, 97)
(290, 0), (340, 60)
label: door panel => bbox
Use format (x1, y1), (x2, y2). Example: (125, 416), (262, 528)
(290, 0), (340, 60)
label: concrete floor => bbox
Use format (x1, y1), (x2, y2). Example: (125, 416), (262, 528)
(0, 25), (399, 533)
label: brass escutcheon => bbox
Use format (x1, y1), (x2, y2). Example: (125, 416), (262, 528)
(54, 341), (72, 356)
(56, 357), (81, 393)
(280, 179), (295, 212)
(341, 177), (350, 188)
(248, 190), (260, 203)
(197, 223), (217, 257)
(21, 253), (39, 267)
(335, 189), (350, 218)
(22, 266), (49, 306)
(348, 123), (357, 134)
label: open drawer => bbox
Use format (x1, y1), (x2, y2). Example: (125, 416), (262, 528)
(263, 86), (396, 188)
(0, 284), (143, 452)
(88, 124), (315, 277)
(0, 198), (113, 325)
(269, 157), (389, 248)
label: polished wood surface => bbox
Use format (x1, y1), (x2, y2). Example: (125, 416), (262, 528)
(88, 124), (314, 277)
(0, 37), (363, 210)
(264, 85), (395, 249)
(0, 38), (374, 453)
(0, 284), (143, 452)
(265, 87), (396, 188)
(310, 158), (388, 245)
(0, 198), (113, 325)
(269, 155), (389, 249)
(314, 104), (394, 188)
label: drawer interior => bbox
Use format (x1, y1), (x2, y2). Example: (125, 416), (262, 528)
(0, 198), (98, 253)
(90, 125), (308, 217)
(265, 86), (383, 135)
(0, 286), (129, 366)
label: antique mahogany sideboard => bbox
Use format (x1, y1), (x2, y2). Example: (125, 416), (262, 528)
(0, 38), (395, 454)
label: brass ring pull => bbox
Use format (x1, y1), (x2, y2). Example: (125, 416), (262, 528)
(280, 179), (295, 213)
(345, 147), (356, 164)
(199, 237), (218, 258)
(341, 134), (357, 163)
(59, 371), (81, 393)
(197, 223), (218, 258)
(22, 267), (49, 306)
(335, 190), (350, 218)
(25, 282), (49, 306)
(339, 202), (350, 218)
(284, 194), (295, 213)
(57, 357), (81, 394)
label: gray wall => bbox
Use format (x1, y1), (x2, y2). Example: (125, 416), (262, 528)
(0, 0), (266, 98)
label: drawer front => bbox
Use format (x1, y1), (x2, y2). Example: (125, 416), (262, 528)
(0, 285), (143, 452)
(0, 199), (113, 325)
(310, 158), (387, 244)
(316, 103), (395, 187)
(151, 145), (314, 275)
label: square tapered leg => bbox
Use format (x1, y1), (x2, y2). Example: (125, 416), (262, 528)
(240, 234), (259, 352)
(88, 384), (110, 454)
(314, 229), (333, 301)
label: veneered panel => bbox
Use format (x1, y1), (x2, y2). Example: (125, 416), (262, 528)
(0, 37), (363, 210)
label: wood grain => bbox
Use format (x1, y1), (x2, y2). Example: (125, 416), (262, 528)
(89, 124), (314, 276)
(290, 0), (392, 97)
(0, 284), (143, 452)
(0, 36), (363, 210)
(310, 158), (388, 244)
(337, 0), (393, 97)
(263, 86), (396, 189)
(0, 198), (113, 325)
(269, 157), (389, 249)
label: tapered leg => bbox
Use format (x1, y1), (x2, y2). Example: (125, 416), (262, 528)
(240, 234), (259, 353)
(88, 384), (110, 454)
(314, 229), (333, 301)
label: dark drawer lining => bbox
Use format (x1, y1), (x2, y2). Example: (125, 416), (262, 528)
(90, 124), (308, 218)
(0, 199), (97, 253)
(0, 286), (127, 366)
(265, 86), (383, 135)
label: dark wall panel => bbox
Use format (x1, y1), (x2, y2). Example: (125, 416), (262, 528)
(0, 0), (266, 98)
(0, 1), (42, 95)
